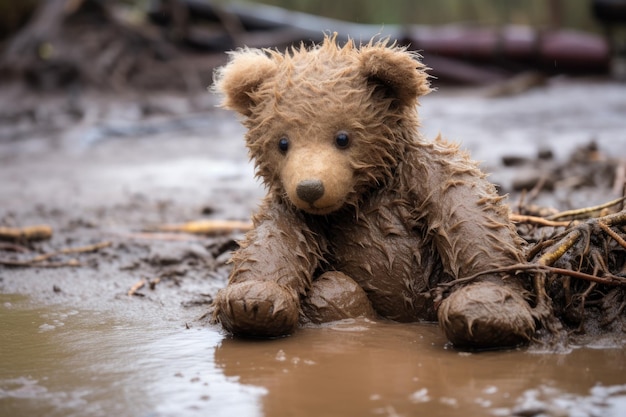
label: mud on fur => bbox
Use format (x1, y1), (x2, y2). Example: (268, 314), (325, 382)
(209, 34), (537, 350)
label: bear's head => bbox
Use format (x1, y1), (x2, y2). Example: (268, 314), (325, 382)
(214, 35), (430, 215)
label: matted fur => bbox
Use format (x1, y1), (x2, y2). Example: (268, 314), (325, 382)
(211, 35), (535, 348)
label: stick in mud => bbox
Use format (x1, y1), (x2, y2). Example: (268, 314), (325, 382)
(127, 279), (147, 297)
(0, 241), (112, 267)
(0, 225), (53, 242)
(148, 219), (253, 235)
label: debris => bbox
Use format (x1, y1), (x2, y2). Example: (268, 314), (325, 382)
(127, 278), (147, 296)
(0, 225), (53, 242)
(149, 219), (253, 235)
(0, 241), (111, 268)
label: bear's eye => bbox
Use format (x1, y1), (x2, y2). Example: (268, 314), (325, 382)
(278, 137), (289, 153)
(335, 132), (350, 149)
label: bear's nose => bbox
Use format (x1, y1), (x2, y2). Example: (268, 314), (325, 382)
(296, 179), (325, 204)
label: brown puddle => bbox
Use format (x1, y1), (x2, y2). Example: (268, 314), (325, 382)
(2, 293), (626, 417)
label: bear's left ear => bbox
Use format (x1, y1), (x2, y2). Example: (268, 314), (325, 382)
(213, 48), (278, 117)
(359, 46), (431, 107)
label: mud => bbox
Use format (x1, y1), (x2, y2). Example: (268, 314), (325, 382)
(2, 296), (626, 417)
(1, 78), (626, 416)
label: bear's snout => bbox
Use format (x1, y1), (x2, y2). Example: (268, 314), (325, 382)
(296, 179), (325, 204)
(280, 145), (353, 215)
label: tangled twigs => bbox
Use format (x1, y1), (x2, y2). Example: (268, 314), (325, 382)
(531, 210), (626, 267)
(0, 241), (112, 268)
(536, 228), (583, 267)
(525, 206), (626, 332)
(435, 206), (626, 339)
(531, 209), (626, 281)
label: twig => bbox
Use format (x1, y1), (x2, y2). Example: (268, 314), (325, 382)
(547, 266), (626, 286)
(597, 209), (626, 228)
(0, 259), (82, 268)
(0, 242), (31, 252)
(597, 221), (626, 250)
(509, 214), (572, 228)
(437, 263), (545, 289)
(149, 219), (253, 235)
(33, 241), (112, 262)
(115, 232), (204, 241)
(525, 238), (556, 261)
(0, 241), (111, 267)
(536, 229), (582, 266)
(127, 278), (147, 296)
(0, 225), (53, 242)
(439, 262), (626, 291)
(546, 197), (626, 221)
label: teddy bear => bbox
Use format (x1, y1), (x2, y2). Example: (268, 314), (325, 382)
(210, 35), (536, 349)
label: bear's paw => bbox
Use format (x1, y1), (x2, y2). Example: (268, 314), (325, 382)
(214, 281), (299, 338)
(438, 281), (535, 349)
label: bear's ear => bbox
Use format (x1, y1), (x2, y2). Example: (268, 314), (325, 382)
(213, 49), (278, 117)
(359, 46), (431, 107)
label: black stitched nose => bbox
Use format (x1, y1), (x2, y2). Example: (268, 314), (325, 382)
(296, 179), (325, 204)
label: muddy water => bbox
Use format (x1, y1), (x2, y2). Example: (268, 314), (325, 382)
(2, 294), (626, 417)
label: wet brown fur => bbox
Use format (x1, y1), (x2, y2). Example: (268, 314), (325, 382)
(211, 35), (535, 348)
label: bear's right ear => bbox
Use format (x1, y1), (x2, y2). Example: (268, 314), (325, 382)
(359, 45), (431, 108)
(213, 49), (278, 117)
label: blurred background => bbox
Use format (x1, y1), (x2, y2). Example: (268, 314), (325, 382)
(253, 0), (597, 30)
(0, 0), (624, 94)
(0, 1), (625, 209)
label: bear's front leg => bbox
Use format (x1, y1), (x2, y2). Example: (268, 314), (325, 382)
(416, 142), (536, 348)
(215, 281), (300, 338)
(212, 200), (323, 338)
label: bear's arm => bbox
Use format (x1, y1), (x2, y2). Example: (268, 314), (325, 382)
(229, 196), (324, 297)
(415, 142), (525, 281)
(212, 197), (325, 337)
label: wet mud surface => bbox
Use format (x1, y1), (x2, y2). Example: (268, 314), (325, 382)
(2, 79), (626, 416)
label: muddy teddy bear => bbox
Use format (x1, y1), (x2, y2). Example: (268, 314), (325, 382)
(211, 35), (536, 349)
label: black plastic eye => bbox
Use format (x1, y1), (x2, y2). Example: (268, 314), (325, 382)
(335, 132), (350, 149)
(278, 137), (289, 153)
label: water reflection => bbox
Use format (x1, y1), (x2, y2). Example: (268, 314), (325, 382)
(215, 319), (626, 417)
(2, 295), (626, 417)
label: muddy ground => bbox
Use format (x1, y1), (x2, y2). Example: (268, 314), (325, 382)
(1, 77), (626, 417)
(2, 77), (626, 313)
